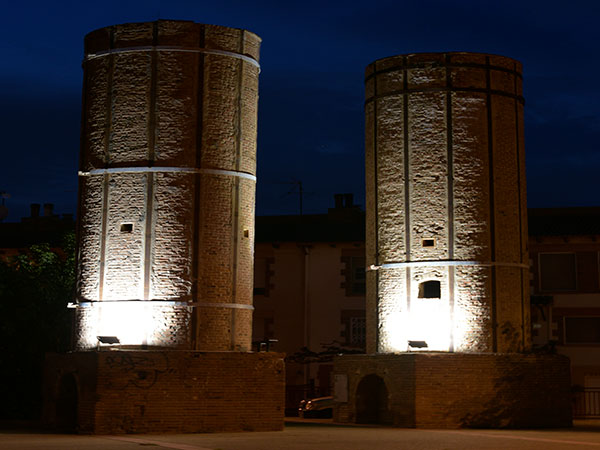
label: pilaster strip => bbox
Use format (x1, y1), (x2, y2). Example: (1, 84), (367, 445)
(75, 40), (89, 317)
(229, 30), (245, 350)
(143, 172), (154, 301)
(403, 57), (412, 317)
(97, 28), (115, 302)
(142, 23), (158, 303)
(514, 62), (525, 349)
(372, 63), (381, 352)
(486, 56), (498, 352)
(446, 54), (455, 352)
(191, 24), (206, 349)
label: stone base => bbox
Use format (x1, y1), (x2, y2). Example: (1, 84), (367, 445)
(333, 353), (572, 428)
(43, 351), (285, 434)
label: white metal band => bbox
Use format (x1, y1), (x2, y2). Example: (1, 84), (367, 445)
(367, 260), (530, 271)
(84, 45), (260, 70)
(72, 300), (193, 308)
(195, 302), (254, 311)
(78, 167), (256, 182)
(71, 300), (254, 310)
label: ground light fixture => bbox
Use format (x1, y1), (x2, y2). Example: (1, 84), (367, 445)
(407, 340), (428, 351)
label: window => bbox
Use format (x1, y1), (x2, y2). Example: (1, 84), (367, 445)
(349, 317), (366, 345)
(263, 317), (275, 339)
(565, 317), (600, 344)
(253, 257), (273, 296)
(342, 256), (365, 296)
(539, 253), (576, 291)
(341, 310), (366, 348)
(351, 259), (366, 294)
(418, 280), (441, 299)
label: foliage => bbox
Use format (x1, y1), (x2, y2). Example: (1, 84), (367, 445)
(286, 344), (364, 364)
(0, 232), (75, 419)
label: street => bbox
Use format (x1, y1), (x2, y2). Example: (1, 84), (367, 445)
(2, 421), (600, 450)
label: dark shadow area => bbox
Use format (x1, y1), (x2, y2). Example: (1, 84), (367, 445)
(356, 374), (390, 424)
(55, 373), (78, 433)
(0, 232), (75, 421)
(0, 420), (45, 433)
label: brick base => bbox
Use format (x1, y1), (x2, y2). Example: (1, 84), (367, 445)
(43, 351), (285, 434)
(333, 353), (572, 428)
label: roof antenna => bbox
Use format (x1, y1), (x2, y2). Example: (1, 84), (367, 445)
(278, 178), (306, 216)
(0, 191), (10, 222)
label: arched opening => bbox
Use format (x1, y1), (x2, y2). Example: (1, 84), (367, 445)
(56, 373), (78, 433)
(355, 374), (389, 424)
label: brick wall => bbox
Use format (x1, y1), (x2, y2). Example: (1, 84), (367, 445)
(365, 53), (530, 353)
(76, 20), (261, 351)
(334, 353), (571, 428)
(44, 351), (284, 433)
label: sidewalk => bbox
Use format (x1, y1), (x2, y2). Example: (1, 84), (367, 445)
(4, 422), (600, 450)
(286, 417), (600, 429)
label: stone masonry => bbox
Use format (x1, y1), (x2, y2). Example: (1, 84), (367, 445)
(76, 20), (261, 351)
(43, 20), (284, 434)
(44, 351), (284, 433)
(365, 53), (530, 353)
(333, 52), (571, 429)
(334, 353), (571, 428)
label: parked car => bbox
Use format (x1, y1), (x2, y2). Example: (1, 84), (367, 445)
(298, 396), (334, 418)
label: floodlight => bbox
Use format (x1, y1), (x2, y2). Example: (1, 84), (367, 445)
(408, 340), (428, 349)
(97, 336), (120, 344)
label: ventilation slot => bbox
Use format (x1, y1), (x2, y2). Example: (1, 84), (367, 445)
(418, 280), (441, 299)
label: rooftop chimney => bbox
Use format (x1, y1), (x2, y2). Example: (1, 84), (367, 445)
(43, 203), (54, 217)
(30, 203), (40, 218)
(344, 193), (354, 207)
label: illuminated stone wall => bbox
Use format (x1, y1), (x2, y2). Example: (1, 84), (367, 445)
(75, 21), (260, 351)
(365, 53), (530, 353)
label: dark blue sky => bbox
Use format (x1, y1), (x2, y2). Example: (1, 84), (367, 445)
(1, 0), (599, 221)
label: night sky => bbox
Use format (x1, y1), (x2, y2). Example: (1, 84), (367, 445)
(1, 0), (599, 222)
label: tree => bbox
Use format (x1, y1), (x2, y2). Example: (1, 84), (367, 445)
(0, 233), (75, 419)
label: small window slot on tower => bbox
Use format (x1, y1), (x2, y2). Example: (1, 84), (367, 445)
(418, 280), (441, 299)
(120, 223), (133, 233)
(422, 238), (435, 248)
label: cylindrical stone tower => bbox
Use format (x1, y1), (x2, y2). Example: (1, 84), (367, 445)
(74, 20), (260, 351)
(365, 52), (529, 354)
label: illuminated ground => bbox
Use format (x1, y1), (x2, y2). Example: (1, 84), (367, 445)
(2, 421), (600, 449)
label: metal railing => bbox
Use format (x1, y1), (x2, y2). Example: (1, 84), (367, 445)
(573, 389), (600, 418)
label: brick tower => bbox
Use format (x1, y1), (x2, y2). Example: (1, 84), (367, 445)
(333, 53), (571, 428)
(364, 52), (529, 354)
(75, 20), (259, 351)
(44, 20), (284, 434)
